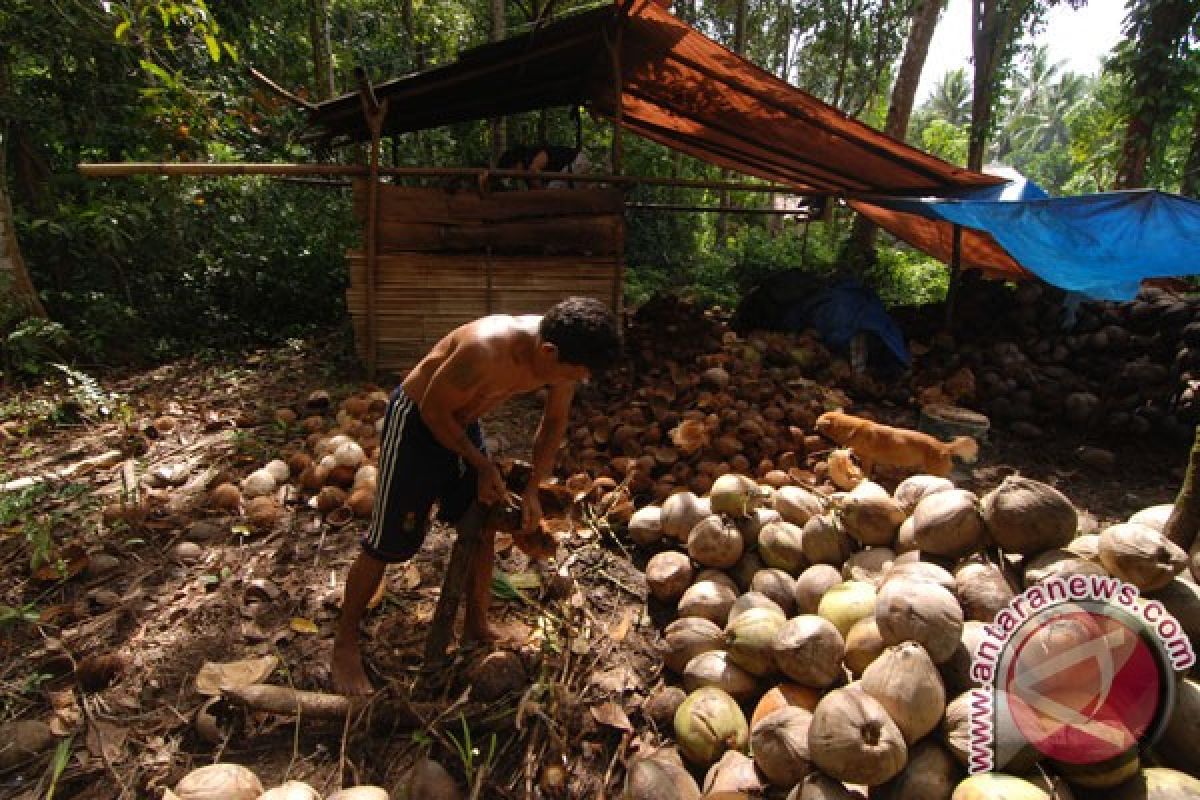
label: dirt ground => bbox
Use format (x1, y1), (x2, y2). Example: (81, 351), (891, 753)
(0, 337), (1190, 799)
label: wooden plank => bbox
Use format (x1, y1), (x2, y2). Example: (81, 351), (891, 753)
(354, 182), (624, 224)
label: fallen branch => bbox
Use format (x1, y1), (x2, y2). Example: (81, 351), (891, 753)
(1, 450), (123, 492)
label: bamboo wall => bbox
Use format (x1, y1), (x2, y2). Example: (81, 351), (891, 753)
(347, 182), (623, 374)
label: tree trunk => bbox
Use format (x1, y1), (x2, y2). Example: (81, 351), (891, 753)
(307, 0), (333, 101)
(489, 0), (507, 166)
(1164, 426), (1200, 552)
(831, 0), (863, 110)
(847, 0), (947, 266)
(1182, 106), (1200, 198)
(1114, 0), (1197, 189)
(0, 179), (46, 319)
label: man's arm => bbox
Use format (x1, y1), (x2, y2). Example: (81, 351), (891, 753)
(417, 344), (507, 504)
(521, 381), (575, 531)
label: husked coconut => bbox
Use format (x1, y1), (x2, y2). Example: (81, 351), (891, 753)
(661, 617), (724, 673)
(801, 514), (853, 566)
(688, 515), (745, 568)
(941, 620), (988, 695)
(1099, 522), (1187, 591)
(751, 683), (822, 726)
(818, 580), (877, 638)
(709, 473), (769, 517)
(644, 686), (688, 729)
(735, 507), (781, 549)
(843, 617), (885, 677)
(677, 579), (737, 625)
(954, 559), (1015, 622)
(894, 516), (919, 554)
(1067, 533), (1102, 562)
(674, 686), (749, 766)
(788, 772), (866, 799)
(1022, 548), (1109, 587)
(662, 492), (711, 542)
(795, 564), (844, 614)
(772, 615), (845, 688)
(1108, 768), (1200, 800)
(1051, 750), (1140, 790)
(843, 547), (896, 586)
(981, 476), (1077, 555)
(837, 495), (906, 546)
(1158, 677), (1200, 775)
(726, 591), (785, 624)
(1152, 578), (1200, 648)
(808, 685), (907, 786)
(758, 520), (808, 574)
(773, 486), (825, 526)
(703, 750), (764, 795)
(873, 740), (961, 800)
(682, 650), (759, 703)
(882, 561), (956, 593)
(724, 607), (786, 676)
(912, 489), (984, 559)
(404, 758), (463, 800)
(875, 579), (963, 664)
(860, 642), (946, 743)
(750, 568), (796, 616)
(647, 551), (694, 603)
(1129, 503), (1174, 533)
(174, 764), (264, 800)
(893, 475), (955, 514)
(240, 469), (276, 499)
(628, 506), (664, 546)
(950, 774), (1050, 800)
(624, 749), (702, 800)
(750, 706), (814, 788)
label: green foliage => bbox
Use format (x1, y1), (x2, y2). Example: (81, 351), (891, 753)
(919, 119), (969, 166)
(0, 480), (90, 571)
(869, 246), (949, 307)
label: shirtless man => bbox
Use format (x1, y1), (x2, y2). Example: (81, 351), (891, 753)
(331, 297), (620, 695)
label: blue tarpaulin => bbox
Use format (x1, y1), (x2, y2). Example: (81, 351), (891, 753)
(856, 180), (1200, 301)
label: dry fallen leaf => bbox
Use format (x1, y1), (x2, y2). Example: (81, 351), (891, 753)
(399, 562), (422, 590)
(609, 609), (634, 643)
(195, 655), (279, 696)
(86, 718), (128, 764)
(589, 701), (633, 733)
(289, 617), (319, 635)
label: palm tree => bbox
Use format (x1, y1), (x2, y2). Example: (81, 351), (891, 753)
(927, 67), (972, 126)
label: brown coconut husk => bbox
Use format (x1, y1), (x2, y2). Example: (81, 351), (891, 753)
(875, 579), (964, 664)
(758, 520), (809, 574)
(1022, 547), (1109, 587)
(1099, 522), (1187, 592)
(801, 514), (854, 567)
(981, 475), (1078, 555)
(795, 564), (844, 614)
(954, 558), (1017, 623)
(843, 617), (886, 678)
(724, 607), (787, 677)
(749, 568), (797, 616)
(912, 489), (985, 560)
(873, 740), (961, 800)
(808, 685), (908, 787)
(772, 615), (846, 688)
(688, 515), (745, 569)
(750, 706), (814, 788)
(661, 617), (725, 674)
(860, 642), (946, 744)
(681, 650), (760, 703)
(893, 474), (955, 515)
(646, 551), (695, 604)
(1157, 678), (1200, 775)
(677, 579), (738, 625)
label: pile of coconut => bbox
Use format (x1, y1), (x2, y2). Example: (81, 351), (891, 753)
(623, 464), (1200, 800)
(204, 389), (388, 529)
(164, 758), (460, 799)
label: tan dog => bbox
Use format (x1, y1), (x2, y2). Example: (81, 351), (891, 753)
(815, 410), (979, 478)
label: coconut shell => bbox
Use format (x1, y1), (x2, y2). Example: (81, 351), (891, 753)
(950, 774), (1050, 800)
(874, 740), (961, 800)
(662, 617), (725, 674)
(954, 559), (1016, 623)
(773, 615), (845, 688)
(981, 476), (1078, 555)
(751, 683), (823, 727)
(817, 580), (877, 639)
(674, 686), (750, 766)
(724, 607), (786, 676)
(1108, 767), (1200, 800)
(795, 564), (844, 614)
(647, 551), (695, 604)
(688, 515), (745, 569)
(758, 520), (808, 574)
(1099, 522), (1187, 591)
(682, 650), (759, 703)
(628, 505), (664, 546)
(843, 616), (885, 677)
(773, 486), (825, 526)
(860, 642), (946, 743)
(624, 750), (702, 800)
(750, 706), (814, 788)
(893, 475), (955, 514)
(703, 750), (764, 795)
(913, 489), (985, 559)
(801, 514), (854, 566)
(662, 492), (711, 542)
(727, 591), (786, 625)
(749, 568), (796, 616)
(678, 579), (738, 625)
(809, 685), (908, 786)
(842, 547), (896, 586)
(875, 579), (964, 664)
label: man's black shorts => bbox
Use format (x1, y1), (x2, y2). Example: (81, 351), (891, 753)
(361, 388), (485, 563)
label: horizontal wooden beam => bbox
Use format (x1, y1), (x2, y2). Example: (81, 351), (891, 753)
(626, 202), (819, 216)
(77, 162), (807, 193)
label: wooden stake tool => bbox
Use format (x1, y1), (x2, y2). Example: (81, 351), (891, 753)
(422, 502), (489, 667)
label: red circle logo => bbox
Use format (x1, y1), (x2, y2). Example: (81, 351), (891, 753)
(1003, 607), (1162, 764)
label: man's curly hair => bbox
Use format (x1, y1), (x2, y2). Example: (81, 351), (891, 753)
(539, 297), (621, 373)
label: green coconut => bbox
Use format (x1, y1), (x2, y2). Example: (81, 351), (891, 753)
(674, 687), (749, 767)
(950, 774), (1050, 800)
(725, 606), (786, 676)
(817, 580), (877, 639)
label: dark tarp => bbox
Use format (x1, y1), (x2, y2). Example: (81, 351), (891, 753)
(306, 0), (1002, 195)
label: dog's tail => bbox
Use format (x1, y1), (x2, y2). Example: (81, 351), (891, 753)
(947, 436), (980, 463)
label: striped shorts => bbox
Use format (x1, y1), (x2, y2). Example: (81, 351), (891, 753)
(361, 388), (486, 563)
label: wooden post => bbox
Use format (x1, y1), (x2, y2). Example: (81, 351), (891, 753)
(607, 23), (624, 176)
(357, 67), (389, 381)
(423, 503), (488, 667)
(944, 223), (963, 331)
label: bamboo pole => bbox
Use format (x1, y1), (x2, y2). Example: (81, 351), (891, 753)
(357, 68), (388, 381)
(626, 202), (821, 216)
(77, 162), (802, 193)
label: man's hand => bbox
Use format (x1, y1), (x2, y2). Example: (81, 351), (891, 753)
(477, 461), (508, 506)
(520, 488), (543, 534)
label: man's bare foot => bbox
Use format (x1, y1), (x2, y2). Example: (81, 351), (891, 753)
(331, 643), (374, 696)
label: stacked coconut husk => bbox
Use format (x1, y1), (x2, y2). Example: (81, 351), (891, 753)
(622, 459), (1200, 800)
